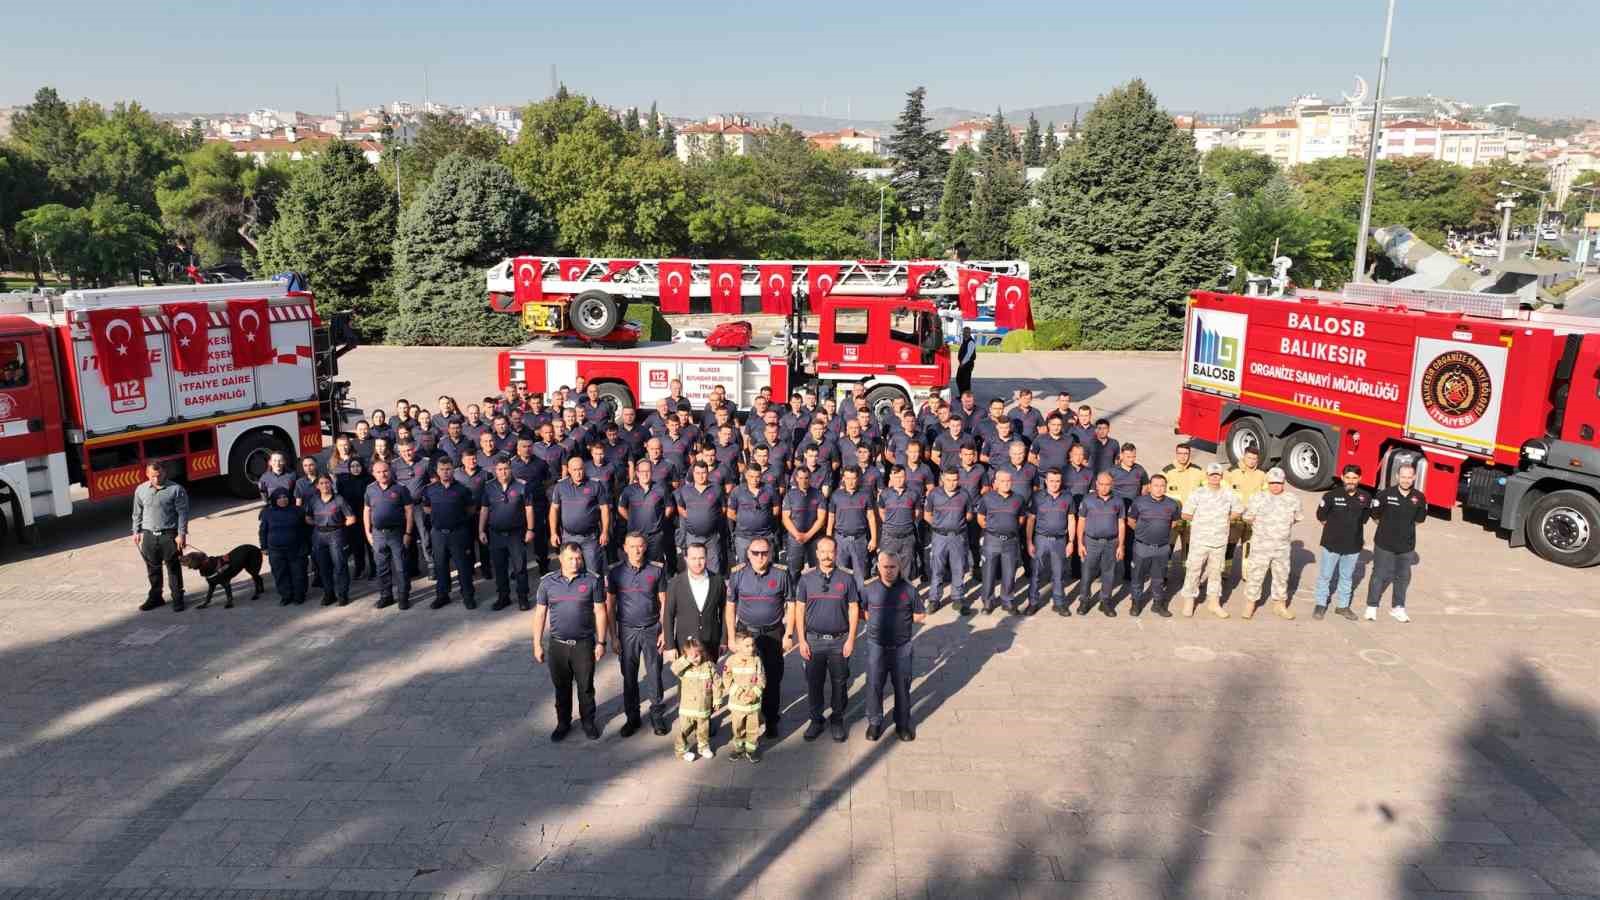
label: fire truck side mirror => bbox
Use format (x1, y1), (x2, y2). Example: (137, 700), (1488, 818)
(328, 312), (359, 349)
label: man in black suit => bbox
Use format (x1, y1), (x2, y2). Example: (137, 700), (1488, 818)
(663, 542), (728, 661)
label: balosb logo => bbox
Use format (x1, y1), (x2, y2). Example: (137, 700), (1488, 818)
(1420, 350), (1492, 429)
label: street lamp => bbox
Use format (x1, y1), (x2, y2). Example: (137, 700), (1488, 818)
(1352, 0), (1397, 283)
(879, 170), (917, 258)
(1502, 180), (1551, 257)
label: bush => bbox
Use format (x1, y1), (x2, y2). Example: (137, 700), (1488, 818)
(1548, 278), (1580, 300)
(999, 329), (1035, 352)
(1031, 318), (1081, 350)
(625, 302), (672, 341)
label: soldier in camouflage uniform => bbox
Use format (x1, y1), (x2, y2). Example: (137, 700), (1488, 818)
(1240, 467), (1302, 620)
(1177, 463), (1243, 618)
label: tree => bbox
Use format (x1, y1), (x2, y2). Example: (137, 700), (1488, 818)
(621, 107), (641, 135)
(1022, 113), (1042, 166)
(255, 142), (396, 331)
(1023, 80), (1230, 349)
(1461, 161), (1549, 230)
(966, 147), (1026, 258)
(156, 142), (293, 266)
(646, 102), (660, 137)
(75, 101), (190, 216)
(14, 195), (159, 287)
(884, 86), (949, 219)
(388, 111), (504, 207)
(86, 194), (161, 284)
(0, 145), (50, 276)
(1230, 175), (1353, 289)
(390, 153), (548, 346)
(977, 108), (1018, 163)
(1291, 155), (1474, 247)
(16, 204), (93, 287)
(937, 146), (976, 250)
(1203, 147), (1279, 202)
(1042, 123), (1060, 164)
(1561, 171), (1600, 226)
(8, 87), (90, 204)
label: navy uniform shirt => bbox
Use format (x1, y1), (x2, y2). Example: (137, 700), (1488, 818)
(307, 493), (354, 528)
(659, 432), (694, 470)
(1078, 493), (1125, 540)
(263, 503), (304, 548)
(578, 397), (611, 428)
(557, 430), (587, 461)
(616, 422), (649, 460)
(755, 464), (786, 498)
(530, 440), (566, 476)
(367, 423), (395, 443)
(835, 435), (866, 466)
(618, 482), (671, 536)
(438, 436), (473, 466)
(729, 484), (780, 535)
(460, 419), (488, 443)
(1065, 463), (1095, 500)
(536, 571), (605, 640)
(1031, 489), (1075, 537)
(293, 475), (319, 508)
(1087, 437), (1121, 475)
(1110, 463), (1150, 503)
(1013, 406), (1046, 438)
(1066, 423), (1097, 450)
(902, 461), (937, 501)
(978, 490), (1027, 536)
(828, 487), (873, 536)
(602, 439), (632, 472)
(885, 427), (919, 463)
(257, 469), (297, 504)
(1033, 434), (1072, 472)
(782, 485), (824, 536)
(795, 567), (859, 634)
(798, 435), (840, 472)
(763, 441), (794, 475)
(706, 464), (737, 498)
(647, 457), (682, 492)
(491, 431), (519, 456)
(583, 458), (624, 496)
(509, 454), (551, 500)
(855, 463), (883, 499)
(956, 463), (988, 505)
(1129, 495), (1182, 548)
(607, 560), (666, 627)
(553, 477), (608, 535)
(712, 441), (742, 475)
(861, 577), (923, 646)
(421, 481), (476, 530)
(676, 483), (724, 537)
(975, 417), (1017, 457)
(877, 485), (920, 535)
(482, 478), (531, 531)
(413, 428), (441, 461)
(456, 465), (490, 508)
(390, 457), (433, 500)
(925, 486), (973, 532)
(364, 482), (412, 530)
(729, 564), (792, 628)
(780, 410), (810, 446)
(934, 431), (976, 462)
(990, 461), (1040, 505)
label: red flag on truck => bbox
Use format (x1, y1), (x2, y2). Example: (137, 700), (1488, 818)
(512, 257), (543, 304)
(806, 264), (841, 300)
(86, 307), (152, 387)
(709, 263), (743, 315)
(658, 259), (692, 314)
(993, 275), (1033, 330)
(227, 298), (274, 368)
(162, 302), (211, 374)
(956, 268), (991, 319)
(603, 260), (638, 280)
(906, 262), (937, 297)
(557, 258), (589, 281)
(758, 264), (793, 315)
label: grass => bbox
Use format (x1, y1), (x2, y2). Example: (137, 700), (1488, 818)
(1, 275), (68, 292)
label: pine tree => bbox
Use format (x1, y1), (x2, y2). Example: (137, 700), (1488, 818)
(1022, 80), (1230, 349)
(622, 107), (641, 134)
(885, 86), (949, 218)
(1069, 109), (1079, 141)
(977, 107), (1018, 163)
(646, 101), (660, 137)
(1042, 123), (1060, 164)
(937, 146), (976, 249)
(660, 118), (677, 155)
(1022, 113), (1042, 166)
(967, 147), (1026, 258)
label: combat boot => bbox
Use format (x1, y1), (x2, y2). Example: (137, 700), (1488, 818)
(1180, 596), (1196, 617)
(1272, 601), (1295, 620)
(1205, 599), (1229, 619)
(1240, 599), (1256, 620)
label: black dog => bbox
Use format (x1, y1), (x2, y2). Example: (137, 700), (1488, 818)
(181, 545), (265, 609)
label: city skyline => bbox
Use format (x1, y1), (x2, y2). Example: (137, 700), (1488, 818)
(6, 0), (1596, 120)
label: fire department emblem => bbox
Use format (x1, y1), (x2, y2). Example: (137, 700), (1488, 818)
(1420, 350), (1492, 429)
(578, 583), (589, 594)
(0, 394), (14, 419)
(767, 577), (778, 589)
(898, 347), (910, 362)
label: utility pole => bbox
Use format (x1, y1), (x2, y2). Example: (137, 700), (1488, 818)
(1352, 0), (1397, 283)
(1496, 195), (1517, 261)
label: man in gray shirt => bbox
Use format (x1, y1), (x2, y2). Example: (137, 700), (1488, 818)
(131, 461), (190, 612)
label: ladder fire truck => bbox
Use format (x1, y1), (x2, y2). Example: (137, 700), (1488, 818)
(0, 281), (355, 545)
(1178, 283), (1600, 568)
(484, 256), (1030, 418)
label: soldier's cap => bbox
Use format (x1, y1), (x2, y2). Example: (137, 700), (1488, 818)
(1266, 466), (1287, 483)
(1205, 462), (1226, 475)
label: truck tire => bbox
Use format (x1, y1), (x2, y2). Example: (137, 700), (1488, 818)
(1524, 490), (1600, 568)
(571, 290), (620, 339)
(862, 384), (906, 423)
(1280, 429), (1334, 490)
(594, 381), (635, 419)
(1223, 417), (1269, 467)
(226, 430), (292, 499)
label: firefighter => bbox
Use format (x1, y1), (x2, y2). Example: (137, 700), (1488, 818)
(826, 466), (877, 589)
(1365, 463), (1427, 624)
(955, 444), (988, 578)
(421, 457), (478, 610)
(1225, 447), (1268, 585)
(1127, 474), (1182, 618)
(618, 458), (674, 572)
(479, 459), (534, 611)
(550, 455), (611, 577)
(457, 450), (492, 580)
(306, 474), (356, 607)
(1028, 467), (1075, 616)
(676, 461), (726, 575)
(1177, 463), (1243, 618)
(876, 465), (921, 585)
(976, 469), (1027, 615)
(364, 460), (413, 610)
(391, 441), (434, 577)
(1076, 472), (1125, 616)
(781, 465), (826, 574)
(728, 463), (781, 565)
(925, 466), (974, 613)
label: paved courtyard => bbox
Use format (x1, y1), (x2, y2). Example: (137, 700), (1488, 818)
(1, 348), (1597, 899)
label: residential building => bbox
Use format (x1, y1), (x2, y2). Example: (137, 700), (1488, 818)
(941, 118), (990, 152)
(1175, 116), (1236, 154)
(1295, 111), (1356, 162)
(674, 115), (768, 162)
(1542, 149), (1600, 208)
(1237, 119), (1300, 167)
(216, 129), (338, 165)
(807, 128), (882, 155)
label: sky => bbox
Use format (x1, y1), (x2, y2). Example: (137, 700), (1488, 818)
(6, 0), (1594, 121)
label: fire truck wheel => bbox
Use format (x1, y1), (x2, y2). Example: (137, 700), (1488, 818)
(1525, 490), (1600, 568)
(862, 385), (907, 423)
(594, 381), (636, 418)
(1223, 417), (1270, 468)
(226, 430), (293, 499)
(571, 290), (620, 339)
(1280, 430), (1334, 490)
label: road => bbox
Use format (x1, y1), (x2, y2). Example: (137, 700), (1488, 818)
(0, 348), (1597, 898)
(1562, 274), (1600, 317)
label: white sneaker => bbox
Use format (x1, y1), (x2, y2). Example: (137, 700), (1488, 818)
(682, 751), (697, 763)
(698, 747), (715, 760)
(1390, 607), (1411, 623)
(1364, 607), (1377, 621)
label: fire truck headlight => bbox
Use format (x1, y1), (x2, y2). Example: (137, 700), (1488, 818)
(1521, 440), (1548, 463)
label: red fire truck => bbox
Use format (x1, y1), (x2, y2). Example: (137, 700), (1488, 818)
(0, 281), (354, 544)
(485, 256), (1030, 418)
(1178, 283), (1600, 568)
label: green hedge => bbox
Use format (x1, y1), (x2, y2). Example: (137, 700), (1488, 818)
(625, 302), (672, 341)
(1032, 318), (1081, 350)
(999, 329), (1035, 352)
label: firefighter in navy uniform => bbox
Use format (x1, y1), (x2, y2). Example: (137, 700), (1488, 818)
(306, 474), (357, 606)
(925, 467), (974, 613)
(1127, 474), (1182, 618)
(728, 463), (781, 565)
(532, 543), (609, 742)
(364, 460), (414, 610)
(421, 457), (478, 610)
(976, 469), (1028, 615)
(793, 536), (860, 743)
(1028, 468), (1076, 616)
(479, 459), (535, 611)
(781, 465), (826, 575)
(827, 466), (877, 589)
(550, 456), (612, 577)
(876, 466), (922, 585)
(457, 450), (493, 580)
(676, 461), (727, 575)
(391, 441), (435, 577)
(1076, 472), (1126, 617)
(606, 533), (670, 737)
(618, 458), (674, 572)
(726, 537), (795, 735)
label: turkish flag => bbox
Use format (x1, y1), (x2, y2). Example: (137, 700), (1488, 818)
(709, 263), (743, 315)
(227, 298), (274, 368)
(758, 264), (793, 315)
(604, 260), (638, 281)
(512, 256), (543, 304)
(806, 264), (841, 300)
(161, 302), (211, 374)
(993, 275), (1033, 330)
(658, 259), (692, 314)
(557, 258), (590, 281)
(87, 307), (152, 387)
(906, 262), (937, 297)
(956, 268), (992, 320)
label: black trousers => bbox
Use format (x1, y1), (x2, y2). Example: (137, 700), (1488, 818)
(641, 530), (672, 573)
(957, 361), (975, 395)
(372, 528), (410, 602)
(488, 529), (530, 602)
(139, 529), (183, 602)
(618, 623), (665, 724)
(1131, 544), (1173, 605)
(431, 527), (475, 602)
(344, 523), (374, 575)
(548, 637), (598, 725)
(751, 625), (786, 726)
(803, 633), (850, 724)
(1366, 547), (1415, 609)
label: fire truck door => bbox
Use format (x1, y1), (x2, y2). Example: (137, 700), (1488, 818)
(883, 305), (940, 379)
(0, 331), (52, 460)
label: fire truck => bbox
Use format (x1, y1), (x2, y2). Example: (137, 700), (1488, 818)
(0, 280), (355, 544)
(1178, 283), (1600, 568)
(485, 256), (1030, 418)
